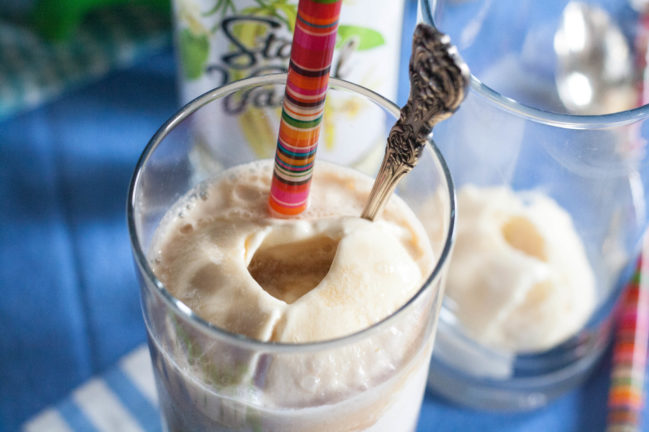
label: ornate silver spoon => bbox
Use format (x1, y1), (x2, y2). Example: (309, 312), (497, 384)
(361, 23), (470, 221)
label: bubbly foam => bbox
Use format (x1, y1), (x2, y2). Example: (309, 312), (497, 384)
(151, 159), (434, 343)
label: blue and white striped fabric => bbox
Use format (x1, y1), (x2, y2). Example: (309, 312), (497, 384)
(22, 345), (161, 432)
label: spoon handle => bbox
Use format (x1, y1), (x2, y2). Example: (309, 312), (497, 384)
(361, 153), (412, 222)
(361, 24), (469, 221)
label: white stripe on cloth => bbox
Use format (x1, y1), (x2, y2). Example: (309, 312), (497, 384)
(22, 408), (73, 432)
(119, 345), (158, 405)
(72, 378), (144, 432)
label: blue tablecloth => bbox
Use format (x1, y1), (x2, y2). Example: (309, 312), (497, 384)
(0, 48), (176, 431)
(1, 1), (648, 431)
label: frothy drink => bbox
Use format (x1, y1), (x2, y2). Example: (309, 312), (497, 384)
(147, 160), (439, 431)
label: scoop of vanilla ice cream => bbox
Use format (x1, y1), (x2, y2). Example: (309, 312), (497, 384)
(274, 218), (424, 343)
(151, 160), (434, 344)
(150, 160), (437, 411)
(446, 185), (596, 353)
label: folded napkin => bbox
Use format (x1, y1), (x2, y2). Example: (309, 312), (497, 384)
(22, 345), (160, 432)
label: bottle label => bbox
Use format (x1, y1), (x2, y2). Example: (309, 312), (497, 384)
(173, 0), (405, 172)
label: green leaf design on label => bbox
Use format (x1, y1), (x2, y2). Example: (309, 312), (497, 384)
(203, 0), (237, 17)
(336, 25), (385, 51)
(179, 28), (210, 80)
(240, 0), (298, 30)
(275, 3), (297, 32)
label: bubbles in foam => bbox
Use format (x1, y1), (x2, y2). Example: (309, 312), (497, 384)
(224, 208), (254, 220)
(374, 263), (394, 275)
(388, 327), (402, 337)
(300, 375), (321, 393)
(151, 250), (163, 266)
(356, 367), (369, 391)
(233, 184), (262, 203)
(198, 183), (209, 201)
(204, 245), (223, 265)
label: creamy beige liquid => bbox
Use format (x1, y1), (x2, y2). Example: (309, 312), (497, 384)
(148, 160), (438, 431)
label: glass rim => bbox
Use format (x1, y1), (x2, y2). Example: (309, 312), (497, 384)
(127, 73), (457, 353)
(421, 0), (649, 130)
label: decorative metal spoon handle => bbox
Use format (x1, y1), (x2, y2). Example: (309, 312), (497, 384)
(361, 24), (470, 221)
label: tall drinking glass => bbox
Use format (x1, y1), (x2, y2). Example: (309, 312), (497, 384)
(127, 74), (455, 430)
(421, 0), (649, 411)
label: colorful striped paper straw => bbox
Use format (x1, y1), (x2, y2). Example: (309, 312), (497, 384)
(607, 15), (649, 431)
(268, 0), (342, 217)
(606, 237), (649, 432)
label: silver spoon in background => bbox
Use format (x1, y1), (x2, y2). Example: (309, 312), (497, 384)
(361, 24), (470, 221)
(554, 1), (636, 115)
